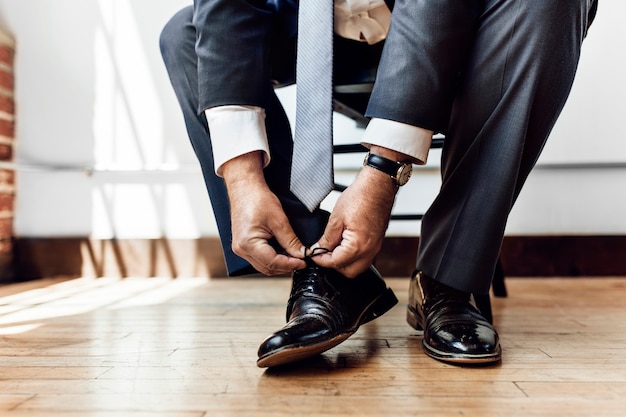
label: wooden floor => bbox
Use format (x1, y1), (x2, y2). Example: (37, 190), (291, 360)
(1, 275), (625, 416)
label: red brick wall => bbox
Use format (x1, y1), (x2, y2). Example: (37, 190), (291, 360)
(0, 31), (15, 282)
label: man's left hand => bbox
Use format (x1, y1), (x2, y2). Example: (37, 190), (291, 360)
(312, 166), (397, 277)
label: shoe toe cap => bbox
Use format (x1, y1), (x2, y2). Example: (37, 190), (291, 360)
(428, 321), (500, 355)
(257, 317), (332, 358)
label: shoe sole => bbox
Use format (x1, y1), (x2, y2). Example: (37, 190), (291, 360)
(257, 287), (398, 368)
(256, 331), (355, 368)
(406, 305), (502, 365)
(422, 342), (502, 364)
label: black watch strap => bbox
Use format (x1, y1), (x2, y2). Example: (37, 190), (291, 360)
(364, 153), (399, 174)
(363, 153), (412, 186)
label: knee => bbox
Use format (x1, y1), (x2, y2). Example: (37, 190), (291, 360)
(518, 0), (592, 34)
(159, 6), (194, 66)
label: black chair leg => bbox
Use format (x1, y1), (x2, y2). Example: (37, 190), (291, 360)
(492, 258), (507, 298)
(474, 293), (493, 324)
(474, 257), (507, 325)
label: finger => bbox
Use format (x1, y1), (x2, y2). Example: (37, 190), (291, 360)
(247, 253), (306, 276)
(312, 230), (368, 277)
(313, 250), (365, 278)
(234, 238), (306, 275)
(310, 251), (339, 270)
(271, 218), (308, 260)
(314, 216), (345, 253)
(250, 242), (307, 275)
(311, 240), (353, 270)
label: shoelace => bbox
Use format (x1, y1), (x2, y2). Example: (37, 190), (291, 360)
(302, 246), (331, 262)
(290, 247), (334, 300)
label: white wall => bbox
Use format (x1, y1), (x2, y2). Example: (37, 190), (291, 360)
(0, 0), (624, 239)
(0, 0), (210, 238)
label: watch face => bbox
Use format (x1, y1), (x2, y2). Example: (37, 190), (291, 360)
(396, 164), (412, 186)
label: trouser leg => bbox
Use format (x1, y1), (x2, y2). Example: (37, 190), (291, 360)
(368, 0), (594, 293)
(160, 7), (255, 276)
(419, 0), (594, 294)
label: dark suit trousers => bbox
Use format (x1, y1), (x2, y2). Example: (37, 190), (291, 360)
(160, 3), (385, 275)
(366, 0), (597, 293)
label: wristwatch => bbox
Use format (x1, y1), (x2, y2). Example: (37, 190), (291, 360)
(363, 153), (412, 186)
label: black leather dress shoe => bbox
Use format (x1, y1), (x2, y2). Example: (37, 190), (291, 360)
(407, 271), (501, 364)
(257, 261), (398, 368)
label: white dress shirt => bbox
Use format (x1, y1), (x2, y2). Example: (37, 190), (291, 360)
(207, 0), (431, 177)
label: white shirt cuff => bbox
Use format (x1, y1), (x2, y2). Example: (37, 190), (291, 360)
(204, 105), (271, 177)
(361, 118), (433, 165)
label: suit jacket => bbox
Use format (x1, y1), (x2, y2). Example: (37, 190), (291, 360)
(188, 0), (393, 275)
(192, 0), (394, 113)
(184, 0), (594, 277)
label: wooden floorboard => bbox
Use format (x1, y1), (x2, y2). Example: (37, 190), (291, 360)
(1, 276), (625, 416)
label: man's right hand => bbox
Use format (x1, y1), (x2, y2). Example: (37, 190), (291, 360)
(222, 151), (307, 275)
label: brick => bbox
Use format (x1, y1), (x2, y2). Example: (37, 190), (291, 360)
(0, 94), (14, 114)
(0, 216), (12, 238)
(0, 144), (12, 161)
(0, 169), (15, 186)
(0, 118), (14, 138)
(0, 69), (13, 91)
(0, 193), (13, 212)
(0, 44), (14, 67)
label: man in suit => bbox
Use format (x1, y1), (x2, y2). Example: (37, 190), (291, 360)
(161, 0), (597, 367)
(161, 0), (398, 368)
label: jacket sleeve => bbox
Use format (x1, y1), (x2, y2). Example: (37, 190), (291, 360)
(193, 0), (290, 112)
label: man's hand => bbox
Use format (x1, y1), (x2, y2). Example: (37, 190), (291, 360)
(312, 164), (398, 278)
(223, 152), (307, 275)
(312, 146), (410, 277)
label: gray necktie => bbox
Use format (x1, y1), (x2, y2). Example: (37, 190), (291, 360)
(290, 0), (334, 212)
